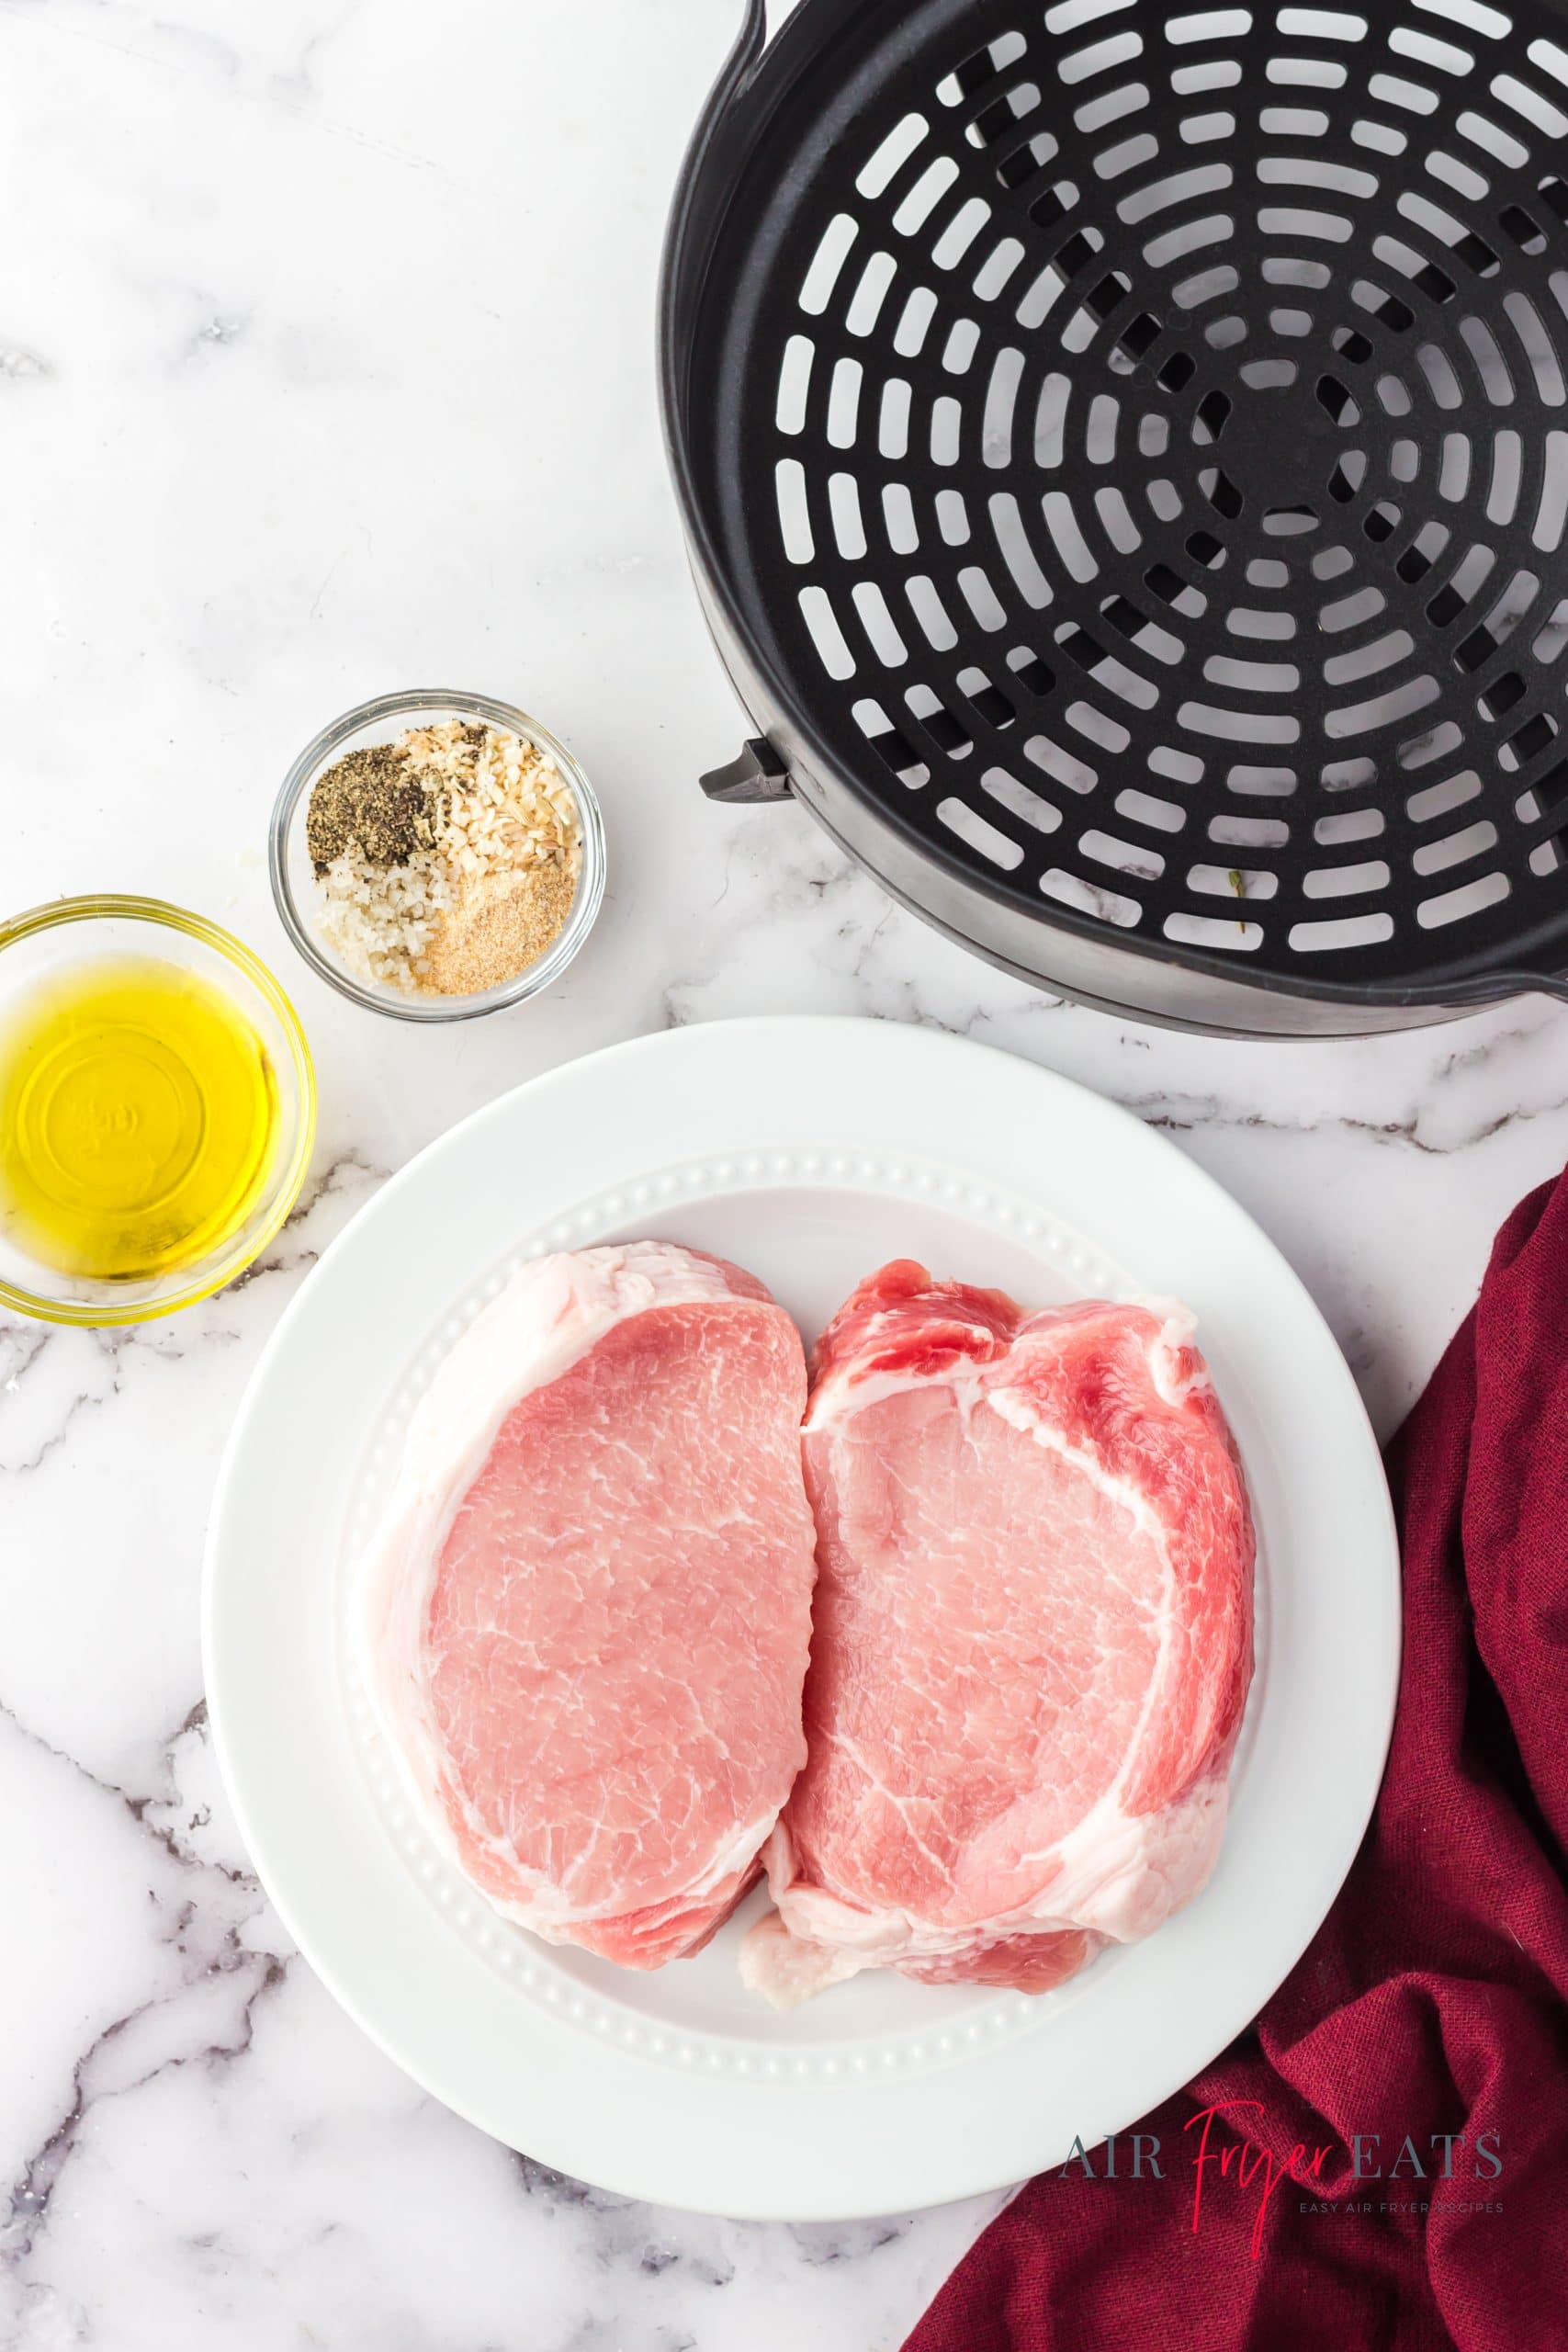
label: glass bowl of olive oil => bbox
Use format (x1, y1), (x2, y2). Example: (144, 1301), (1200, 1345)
(0, 898), (316, 1326)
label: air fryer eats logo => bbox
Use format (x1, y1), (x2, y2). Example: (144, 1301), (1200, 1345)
(1056, 2104), (1503, 2258)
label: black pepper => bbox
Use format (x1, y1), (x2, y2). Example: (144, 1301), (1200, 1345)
(306, 746), (435, 876)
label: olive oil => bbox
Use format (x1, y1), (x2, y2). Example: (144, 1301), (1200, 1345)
(0, 956), (279, 1283)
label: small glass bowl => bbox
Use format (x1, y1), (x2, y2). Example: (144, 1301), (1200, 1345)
(270, 689), (606, 1022)
(0, 897), (317, 1328)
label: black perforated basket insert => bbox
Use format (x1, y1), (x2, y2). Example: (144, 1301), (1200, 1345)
(685, 0), (1568, 1002)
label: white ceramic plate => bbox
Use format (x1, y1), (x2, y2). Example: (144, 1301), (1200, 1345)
(204, 1017), (1399, 2221)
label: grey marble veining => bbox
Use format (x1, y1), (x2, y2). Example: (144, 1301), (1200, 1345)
(3, 3), (1567, 2346)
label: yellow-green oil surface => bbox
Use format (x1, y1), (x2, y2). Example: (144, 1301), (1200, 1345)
(0, 956), (279, 1281)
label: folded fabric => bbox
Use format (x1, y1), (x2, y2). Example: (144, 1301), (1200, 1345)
(904, 1173), (1568, 2352)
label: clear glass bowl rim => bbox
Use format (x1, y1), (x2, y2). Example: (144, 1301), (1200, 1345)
(269, 688), (607, 1023)
(0, 893), (318, 1327)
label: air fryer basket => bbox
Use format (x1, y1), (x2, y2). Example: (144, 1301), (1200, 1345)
(661, 0), (1568, 1034)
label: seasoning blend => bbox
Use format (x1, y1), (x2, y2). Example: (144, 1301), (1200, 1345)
(305, 720), (583, 998)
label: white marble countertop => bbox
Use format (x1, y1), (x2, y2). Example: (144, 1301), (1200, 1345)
(2, 3), (1566, 2346)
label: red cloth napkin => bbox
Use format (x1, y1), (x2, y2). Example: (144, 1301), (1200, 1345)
(904, 1175), (1568, 2352)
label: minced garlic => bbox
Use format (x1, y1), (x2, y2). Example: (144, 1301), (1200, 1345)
(316, 845), (450, 992)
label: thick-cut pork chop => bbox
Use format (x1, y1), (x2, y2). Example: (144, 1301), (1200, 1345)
(359, 1241), (818, 1969)
(741, 1261), (1255, 2007)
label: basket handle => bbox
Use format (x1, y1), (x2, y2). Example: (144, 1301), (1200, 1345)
(700, 739), (794, 804)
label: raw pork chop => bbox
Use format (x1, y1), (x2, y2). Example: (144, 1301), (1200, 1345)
(742, 1261), (1254, 2007)
(359, 1241), (817, 1969)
